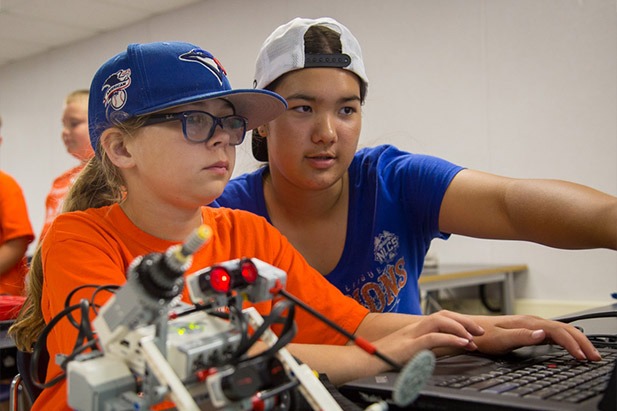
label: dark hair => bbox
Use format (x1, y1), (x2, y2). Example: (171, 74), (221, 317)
(252, 24), (367, 162)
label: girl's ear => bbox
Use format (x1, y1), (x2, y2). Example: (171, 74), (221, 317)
(100, 128), (134, 168)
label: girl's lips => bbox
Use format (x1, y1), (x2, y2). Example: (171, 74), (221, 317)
(306, 154), (336, 168)
(204, 161), (229, 174)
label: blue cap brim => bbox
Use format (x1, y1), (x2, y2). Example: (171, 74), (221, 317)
(135, 88), (287, 131)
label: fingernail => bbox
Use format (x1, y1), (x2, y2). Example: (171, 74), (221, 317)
(578, 349), (586, 359)
(531, 330), (545, 340)
(477, 326), (485, 333)
(458, 338), (470, 345)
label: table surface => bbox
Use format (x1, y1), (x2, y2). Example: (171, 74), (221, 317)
(419, 263), (528, 284)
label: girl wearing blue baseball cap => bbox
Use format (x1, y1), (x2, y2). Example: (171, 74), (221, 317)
(10, 40), (603, 410)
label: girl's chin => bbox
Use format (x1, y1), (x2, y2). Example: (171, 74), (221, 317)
(202, 189), (225, 205)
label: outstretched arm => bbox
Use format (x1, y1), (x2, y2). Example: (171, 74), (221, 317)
(439, 169), (617, 250)
(0, 236), (29, 276)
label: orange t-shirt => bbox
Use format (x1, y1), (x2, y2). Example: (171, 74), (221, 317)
(36, 204), (368, 410)
(38, 163), (86, 243)
(0, 170), (34, 295)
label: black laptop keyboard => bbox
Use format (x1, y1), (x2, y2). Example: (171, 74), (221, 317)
(436, 347), (617, 404)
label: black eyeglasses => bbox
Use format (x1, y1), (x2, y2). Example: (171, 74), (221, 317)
(142, 110), (248, 145)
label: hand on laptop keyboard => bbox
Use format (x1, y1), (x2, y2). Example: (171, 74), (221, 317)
(470, 314), (602, 362)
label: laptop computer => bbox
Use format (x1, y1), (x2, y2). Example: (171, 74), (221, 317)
(340, 342), (617, 410)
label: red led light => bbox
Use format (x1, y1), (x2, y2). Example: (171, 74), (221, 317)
(241, 260), (258, 283)
(210, 267), (231, 293)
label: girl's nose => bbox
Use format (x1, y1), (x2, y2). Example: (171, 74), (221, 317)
(206, 126), (231, 148)
(312, 114), (337, 144)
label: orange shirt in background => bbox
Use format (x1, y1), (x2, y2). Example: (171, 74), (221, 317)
(39, 163), (86, 243)
(0, 170), (34, 295)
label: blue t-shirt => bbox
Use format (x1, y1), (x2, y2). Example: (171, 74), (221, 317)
(211, 145), (464, 314)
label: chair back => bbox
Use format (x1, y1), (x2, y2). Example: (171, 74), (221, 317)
(16, 347), (48, 403)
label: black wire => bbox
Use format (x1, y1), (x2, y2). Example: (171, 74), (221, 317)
(64, 284), (117, 328)
(554, 311), (617, 349)
(31, 303), (84, 389)
(233, 300), (296, 362)
(244, 300), (292, 355)
(255, 301), (297, 361)
(556, 310), (617, 324)
(64, 284), (102, 328)
(60, 338), (100, 371)
(174, 302), (214, 317)
(587, 334), (617, 340)
(71, 300), (90, 350)
(479, 284), (502, 313)
(72, 300), (98, 354)
(257, 379), (300, 401)
(206, 310), (229, 319)
(32, 296), (103, 389)
(90, 285), (119, 315)
(585, 335), (617, 348)
(229, 302), (249, 359)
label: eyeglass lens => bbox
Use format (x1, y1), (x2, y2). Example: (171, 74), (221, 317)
(184, 112), (246, 145)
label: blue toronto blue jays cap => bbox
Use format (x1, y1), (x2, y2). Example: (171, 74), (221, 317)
(88, 41), (287, 152)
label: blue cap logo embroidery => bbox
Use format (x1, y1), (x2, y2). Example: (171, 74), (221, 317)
(102, 69), (132, 111)
(179, 49), (226, 86)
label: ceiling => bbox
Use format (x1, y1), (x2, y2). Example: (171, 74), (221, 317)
(0, 0), (204, 68)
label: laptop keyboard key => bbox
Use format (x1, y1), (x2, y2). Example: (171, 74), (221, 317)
(482, 382), (521, 394)
(502, 386), (537, 397)
(524, 387), (562, 399)
(463, 378), (506, 390)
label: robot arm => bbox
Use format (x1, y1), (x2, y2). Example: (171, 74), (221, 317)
(68, 226), (342, 411)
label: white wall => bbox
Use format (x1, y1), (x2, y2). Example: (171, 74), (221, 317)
(0, 0), (615, 304)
